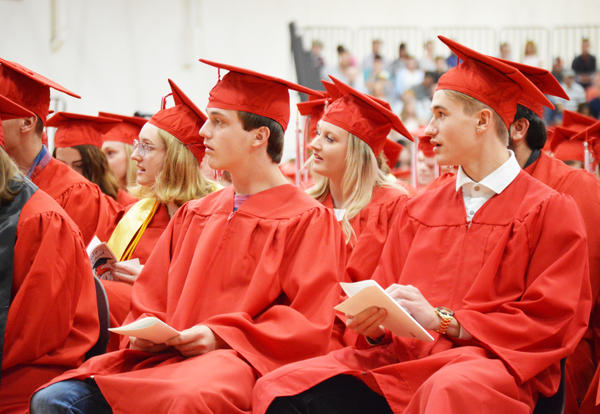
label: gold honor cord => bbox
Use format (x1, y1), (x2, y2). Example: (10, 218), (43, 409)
(107, 198), (160, 261)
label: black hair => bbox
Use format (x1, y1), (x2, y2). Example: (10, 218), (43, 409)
(513, 104), (547, 150)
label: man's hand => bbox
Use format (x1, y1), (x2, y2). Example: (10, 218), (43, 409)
(164, 325), (227, 357)
(385, 284), (439, 330)
(129, 336), (168, 353)
(346, 306), (387, 341)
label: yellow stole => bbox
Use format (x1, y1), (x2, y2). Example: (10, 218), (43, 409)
(107, 198), (160, 261)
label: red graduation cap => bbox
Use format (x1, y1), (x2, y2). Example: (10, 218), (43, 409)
(321, 75), (412, 156)
(436, 36), (553, 128)
(297, 97), (328, 138)
(548, 125), (584, 162)
(0, 57), (80, 124)
(98, 112), (147, 146)
(382, 139), (404, 169)
(561, 110), (597, 131)
(494, 57), (568, 117)
(149, 79), (207, 164)
(199, 58), (318, 131)
(46, 112), (121, 148)
(0, 94), (35, 149)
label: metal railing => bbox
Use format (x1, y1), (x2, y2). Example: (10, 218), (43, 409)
(298, 24), (600, 71)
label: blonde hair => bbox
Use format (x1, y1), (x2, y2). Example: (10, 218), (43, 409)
(0, 147), (23, 202)
(131, 128), (217, 206)
(123, 144), (138, 188)
(444, 90), (509, 145)
(308, 133), (401, 244)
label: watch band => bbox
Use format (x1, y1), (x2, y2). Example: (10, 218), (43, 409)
(434, 306), (454, 335)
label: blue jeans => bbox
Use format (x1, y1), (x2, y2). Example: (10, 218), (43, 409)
(30, 378), (112, 414)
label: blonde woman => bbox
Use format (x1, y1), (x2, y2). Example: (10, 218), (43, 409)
(304, 76), (413, 349)
(99, 111), (147, 206)
(102, 79), (217, 348)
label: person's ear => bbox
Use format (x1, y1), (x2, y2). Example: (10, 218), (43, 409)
(509, 118), (530, 144)
(251, 125), (271, 149)
(475, 108), (492, 134)
(20, 116), (37, 134)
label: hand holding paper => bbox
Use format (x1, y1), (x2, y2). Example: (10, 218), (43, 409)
(335, 280), (434, 342)
(109, 317), (180, 344)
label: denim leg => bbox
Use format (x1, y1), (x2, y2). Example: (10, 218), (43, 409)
(30, 378), (112, 414)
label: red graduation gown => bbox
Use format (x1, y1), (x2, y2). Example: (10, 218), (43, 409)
(253, 171), (591, 414)
(115, 189), (138, 207)
(324, 186), (408, 349)
(1, 190), (99, 414)
(31, 157), (123, 244)
(524, 151), (600, 412)
(102, 203), (171, 350)
(43, 184), (346, 413)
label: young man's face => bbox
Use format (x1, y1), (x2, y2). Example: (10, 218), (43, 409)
(424, 90), (478, 166)
(200, 108), (253, 171)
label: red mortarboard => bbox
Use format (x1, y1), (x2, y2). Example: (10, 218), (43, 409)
(46, 112), (120, 148)
(548, 125), (584, 162)
(297, 97), (328, 138)
(0, 57), (80, 123)
(561, 110), (597, 131)
(200, 58), (317, 131)
(382, 139), (404, 169)
(495, 57), (568, 118)
(0, 94), (35, 149)
(436, 36), (553, 128)
(321, 76), (412, 156)
(98, 111), (147, 146)
(149, 79), (206, 163)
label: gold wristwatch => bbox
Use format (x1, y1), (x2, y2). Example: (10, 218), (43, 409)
(434, 306), (454, 335)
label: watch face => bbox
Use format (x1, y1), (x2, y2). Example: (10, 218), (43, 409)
(437, 307), (454, 318)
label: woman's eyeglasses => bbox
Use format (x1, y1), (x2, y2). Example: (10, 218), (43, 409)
(133, 139), (154, 157)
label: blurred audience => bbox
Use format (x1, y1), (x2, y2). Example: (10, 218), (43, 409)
(572, 37), (597, 88)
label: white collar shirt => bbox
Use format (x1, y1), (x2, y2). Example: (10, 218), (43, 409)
(455, 150), (521, 222)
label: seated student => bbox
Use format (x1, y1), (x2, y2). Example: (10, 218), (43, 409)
(47, 112), (123, 202)
(0, 95), (99, 414)
(252, 36), (592, 414)
(0, 57), (123, 244)
(299, 79), (411, 350)
(99, 111), (147, 207)
(100, 79), (218, 343)
(30, 60), (346, 413)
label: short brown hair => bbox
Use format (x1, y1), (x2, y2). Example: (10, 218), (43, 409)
(444, 90), (509, 144)
(237, 111), (285, 163)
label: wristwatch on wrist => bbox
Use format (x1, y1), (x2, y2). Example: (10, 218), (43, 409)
(434, 306), (454, 335)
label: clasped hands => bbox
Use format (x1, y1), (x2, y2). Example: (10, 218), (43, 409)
(130, 324), (227, 357)
(345, 284), (440, 341)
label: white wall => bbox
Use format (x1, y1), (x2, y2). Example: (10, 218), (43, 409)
(1, 0), (598, 159)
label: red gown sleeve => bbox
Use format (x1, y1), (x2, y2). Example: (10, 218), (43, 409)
(55, 181), (124, 245)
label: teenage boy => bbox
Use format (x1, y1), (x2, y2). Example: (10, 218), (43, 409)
(31, 61), (346, 413)
(0, 57), (123, 244)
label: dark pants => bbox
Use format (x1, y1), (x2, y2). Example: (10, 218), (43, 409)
(266, 374), (393, 414)
(30, 378), (112, 414)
